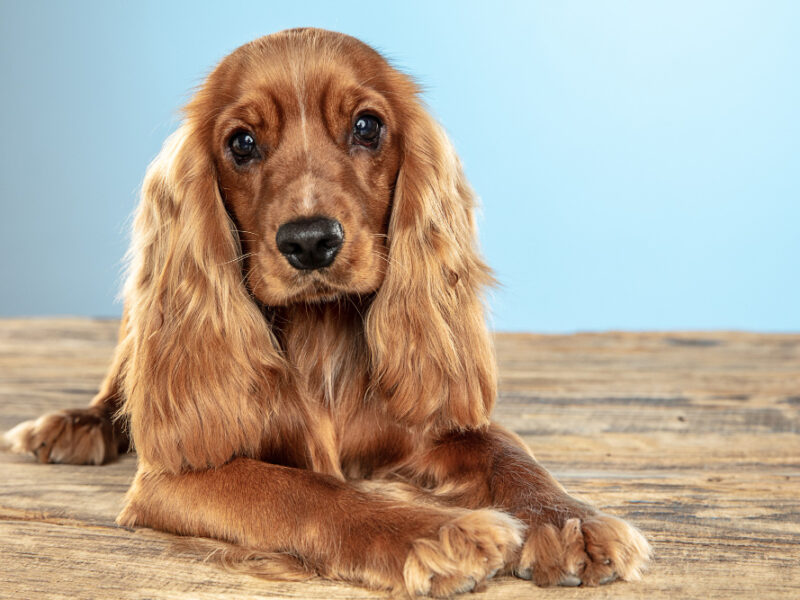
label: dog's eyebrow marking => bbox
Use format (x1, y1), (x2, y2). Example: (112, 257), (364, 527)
(291, 54), (315, 213)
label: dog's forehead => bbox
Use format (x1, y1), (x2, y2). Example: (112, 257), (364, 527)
(224, 30), (388, 93)
(237, 57), (359, 107)
(198, 36), (400, 133)
(186, 29), (415, 150)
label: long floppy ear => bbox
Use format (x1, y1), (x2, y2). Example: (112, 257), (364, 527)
(120, 124), (285, 473)
(366, 103), (497, 431)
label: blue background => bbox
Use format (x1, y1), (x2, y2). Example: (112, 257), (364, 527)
(1, 1), (798, 332)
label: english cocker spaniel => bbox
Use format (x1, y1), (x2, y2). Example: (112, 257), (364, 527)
(6, 28), (650, 596)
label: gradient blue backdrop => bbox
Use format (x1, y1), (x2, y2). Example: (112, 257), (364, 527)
(1, 1), (798, 332)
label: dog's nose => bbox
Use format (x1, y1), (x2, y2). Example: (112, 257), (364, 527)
(276, 217), (344, 270)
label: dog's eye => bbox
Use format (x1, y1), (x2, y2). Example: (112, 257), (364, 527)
(229, 131), (257, 163)
(352, 115), (382, 148)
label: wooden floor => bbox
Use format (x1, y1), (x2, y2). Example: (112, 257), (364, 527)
(1, 319), (798, 599)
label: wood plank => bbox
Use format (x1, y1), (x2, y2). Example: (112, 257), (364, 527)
(1, 319), (798, 598)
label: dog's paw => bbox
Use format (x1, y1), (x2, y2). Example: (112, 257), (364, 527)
(513, 513), (651, 587)
(3, 408), (119, 465)
(404, 509), (524, 597)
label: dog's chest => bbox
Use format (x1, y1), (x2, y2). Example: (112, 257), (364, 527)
(280, 310), (417, 477)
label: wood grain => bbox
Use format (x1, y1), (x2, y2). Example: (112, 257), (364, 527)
(1, 319), (798, 599)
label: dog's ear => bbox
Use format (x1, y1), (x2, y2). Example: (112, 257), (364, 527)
(120, 124), (285, 473)
(366, 102), (497, 431)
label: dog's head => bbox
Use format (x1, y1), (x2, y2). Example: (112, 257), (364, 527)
(192, 30), (411, 305)
(123, 29), (496, 470)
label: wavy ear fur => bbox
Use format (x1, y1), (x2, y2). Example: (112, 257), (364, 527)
(121, 124), (285, 473)
(366, 103), (497, 431)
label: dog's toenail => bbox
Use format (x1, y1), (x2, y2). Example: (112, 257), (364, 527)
(513, 567), (532, 580)
(486, 568), (499, 580)
(599, 573), (618, 585)
(559, 574), (582, 587)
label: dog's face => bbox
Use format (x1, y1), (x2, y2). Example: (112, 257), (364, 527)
(194, 30), (406, 306)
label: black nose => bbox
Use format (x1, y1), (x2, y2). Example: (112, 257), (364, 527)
(276, 217), (344, 270)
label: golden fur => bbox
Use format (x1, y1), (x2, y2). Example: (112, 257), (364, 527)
(5, 29), (650, 596)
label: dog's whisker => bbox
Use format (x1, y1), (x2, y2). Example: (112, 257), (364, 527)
(220, 252), (254, 266)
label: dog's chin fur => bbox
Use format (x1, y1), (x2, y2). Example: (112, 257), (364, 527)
(269, 288), (364, 308)
(253, 270), (383, 307)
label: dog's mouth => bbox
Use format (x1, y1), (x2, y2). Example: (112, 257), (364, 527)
(286, 270), (353, 303)
(248, 267), (344, 306)
(246, 247), (382, 307)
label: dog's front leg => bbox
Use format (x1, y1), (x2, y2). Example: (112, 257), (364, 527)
(404, 424), (651, 587)
(4, 340), (129, 465)
(118, 457), (523, 596)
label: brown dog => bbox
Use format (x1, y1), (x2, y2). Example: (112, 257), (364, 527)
(5, 28), (650, 596)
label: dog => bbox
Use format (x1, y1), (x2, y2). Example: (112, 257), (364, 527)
(5, 28), (651, 597)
